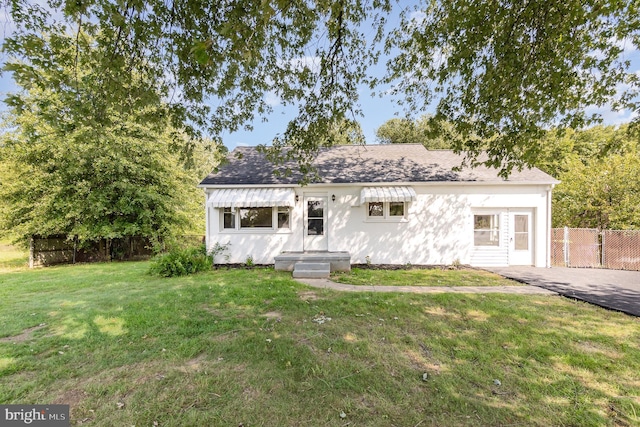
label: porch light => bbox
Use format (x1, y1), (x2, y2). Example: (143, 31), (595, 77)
(331, 194), (336, 202)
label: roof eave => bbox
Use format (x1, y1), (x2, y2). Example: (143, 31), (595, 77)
(198, 179), (560, 188)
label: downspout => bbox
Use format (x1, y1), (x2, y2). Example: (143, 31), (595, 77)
(204, 190), (210, 251)
(546, 184), (555, 268)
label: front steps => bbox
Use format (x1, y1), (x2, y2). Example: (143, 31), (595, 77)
(275, 251), (351, 277)
(292, 262), (331, 278)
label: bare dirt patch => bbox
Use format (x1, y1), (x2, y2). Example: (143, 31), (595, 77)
(298, 291), (320, 301)
(575, 340), (621, 359)
(53, 388), (88, 406)
(53, 388), (92, 425)
(200, 304), (224, 316)
(242, 386), (261, 401)
(177, 354), (209, 373)
(0, 324), (47, 343)
(261, 311), (282, 320)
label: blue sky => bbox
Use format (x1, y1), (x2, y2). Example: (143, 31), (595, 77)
(0, 47), (409, 148)
(217, 49), (640, 150)
(1, 12), (639, 151)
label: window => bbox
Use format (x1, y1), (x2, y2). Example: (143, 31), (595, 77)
(223, 207), (235, 229)
(277, 206), (290, 228)
(221, 206), (290, 231)
(307, 200), (324, 235)
(474, 214), (500, 246)
(368, 202), (384, 217)
(239, 207), (273, 228)
(513, 214), (529, 250)
(366, 202), (407, 220)
(389, 202), (404, 217)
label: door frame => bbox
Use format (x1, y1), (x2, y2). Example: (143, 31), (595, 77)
(303, 194), (328, 251)
(509, 209), (534, 265)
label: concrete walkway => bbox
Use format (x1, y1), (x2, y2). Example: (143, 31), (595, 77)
(488, 267), (640, 317)
(295, 267), (640, 317)
(295, 278), (557, 295)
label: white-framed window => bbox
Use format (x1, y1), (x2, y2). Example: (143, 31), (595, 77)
(223, 207), (235, 229)
(277, 206), (290, 228)
(222, 206), (290, 231)
(239, 207), (273, 228)
(473, 214), (500, 246)
(389, 202), (405, 217)
(366, 202), (407, 221)
(368, 202), (384, 217)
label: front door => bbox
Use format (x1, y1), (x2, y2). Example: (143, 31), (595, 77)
(303, 195), (328, 251)
(509, 211), (533, 265)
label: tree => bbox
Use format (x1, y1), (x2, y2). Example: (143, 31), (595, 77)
(375, 116), (451, 149)
(0, 29), (210, 246)
(533, 124), (638, 178)
(2, 0), (639, 176)
(552, 152), (640, 229)
(532, 124), (640, 229)
(324, 118), (365, 146)
(387, 0), (640, 174)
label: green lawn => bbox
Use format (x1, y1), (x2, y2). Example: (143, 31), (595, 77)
(0, 261), (639, 426)
(0, 240), (28, 271)
(332, 267), (522, 286)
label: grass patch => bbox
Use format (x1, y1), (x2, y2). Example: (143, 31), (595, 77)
(332, 267), (522, 287)
(0, 240), (28, 272)
(1, 262), (639, 426)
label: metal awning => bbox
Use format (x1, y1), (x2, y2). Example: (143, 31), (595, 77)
(207, 188), (296, 208)
(360, 186), (417, 204)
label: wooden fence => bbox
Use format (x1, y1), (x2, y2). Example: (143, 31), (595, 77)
(29, 235), (204, 267)
(551, 228), (640, 271)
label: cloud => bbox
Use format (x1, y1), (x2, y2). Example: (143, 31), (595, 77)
(614, 37), (639, 56)
(264, 91), (281, 107)
(408, 10), (427, 27)
(287, 56), (321, 74)
(585, 104), (637, 125)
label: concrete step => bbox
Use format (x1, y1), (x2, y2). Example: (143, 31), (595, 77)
(293, 270), (331, 278)
(275, 252), (351, 272)
(295, 262), (331, 271)
(292, 262), (330, 278)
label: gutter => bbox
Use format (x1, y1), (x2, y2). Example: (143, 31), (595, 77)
(546, 184), (556, 268)
(198, 180), (561, 189)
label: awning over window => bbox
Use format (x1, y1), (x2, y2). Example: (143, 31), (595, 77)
(207, 188), (296, 208)
(360, 186), (417, 204)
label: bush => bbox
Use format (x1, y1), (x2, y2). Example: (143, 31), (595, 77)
(148, 244), (210, 277)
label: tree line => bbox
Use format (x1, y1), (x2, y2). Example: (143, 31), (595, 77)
(1, 0), (638, 174)
(1, 0), (639, 249)
(0, 29), (223, 248)
(374, 116), (640, 230)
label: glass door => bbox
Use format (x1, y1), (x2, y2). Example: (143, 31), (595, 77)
(303, 195), (328, 251)
(510, 211), (533, 265)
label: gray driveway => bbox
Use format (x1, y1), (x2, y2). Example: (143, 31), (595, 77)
(488, 267), (640, 317)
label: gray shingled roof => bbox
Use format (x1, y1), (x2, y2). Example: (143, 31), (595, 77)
(199, 144), (558, 186)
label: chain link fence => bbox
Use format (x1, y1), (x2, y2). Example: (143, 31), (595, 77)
(551, 227), (640, 271)
(602, 229), (640, 271)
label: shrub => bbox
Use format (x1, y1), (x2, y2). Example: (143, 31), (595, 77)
(148, 244), (210, 277)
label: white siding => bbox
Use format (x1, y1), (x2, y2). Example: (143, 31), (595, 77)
(470, 211), (509, 267)
(205, 183), (552, 267)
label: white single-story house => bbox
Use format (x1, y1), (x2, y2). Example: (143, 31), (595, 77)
(199, 144), (558, 272)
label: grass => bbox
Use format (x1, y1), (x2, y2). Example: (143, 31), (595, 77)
(0, 260), (639, 426)
(0, 240), (28, 272)
(332, 267), (522, 287)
